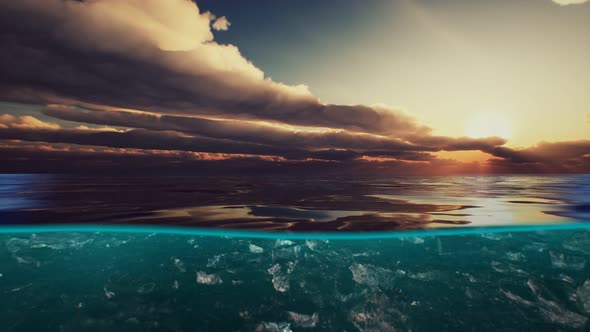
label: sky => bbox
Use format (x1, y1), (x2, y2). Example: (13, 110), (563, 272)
(199, 0), (590, 146)
(0, 0), (588, 174)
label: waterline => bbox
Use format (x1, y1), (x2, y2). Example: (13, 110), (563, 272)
(0, 222), (589, 240)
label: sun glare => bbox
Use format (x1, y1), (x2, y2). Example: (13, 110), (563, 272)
(464, 111), (512, 139)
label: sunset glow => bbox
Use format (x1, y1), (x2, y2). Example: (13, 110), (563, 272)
(0, 0), (588, 174)
(464, 112), (513, 140)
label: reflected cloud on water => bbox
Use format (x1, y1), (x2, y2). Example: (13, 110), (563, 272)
(0, 174), (588, 231)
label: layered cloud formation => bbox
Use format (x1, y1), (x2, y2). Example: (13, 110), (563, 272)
(0, 0), (588, 174)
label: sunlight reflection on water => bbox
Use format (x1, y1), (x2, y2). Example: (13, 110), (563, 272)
(0, 174), (588, 231)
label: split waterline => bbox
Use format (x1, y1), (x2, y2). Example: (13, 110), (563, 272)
(0, 221), (589, 240)
(2, 174), (590, 330)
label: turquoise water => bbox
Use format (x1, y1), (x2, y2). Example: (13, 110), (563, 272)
(2, 175), (590, 330)
(3, 228), (590, 331)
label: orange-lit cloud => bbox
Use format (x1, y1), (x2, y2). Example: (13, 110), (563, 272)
(0, 114), (60, 130)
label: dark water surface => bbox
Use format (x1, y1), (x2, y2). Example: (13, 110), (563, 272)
(0, 174), (589, 231)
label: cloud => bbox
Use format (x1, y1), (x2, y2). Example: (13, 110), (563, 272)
(1, 135), (588, 174)
(39, 105), (511, 158)
(0, 114), (60, 130)
(0, 110), (512, 165)
(212, 16), (231, 31)
(0, 141), (490, 175)
(40, 105), (429, 152)
(16, 108), (589, 175)
(0, 0), (587, 174)
(481, 140), (590, 173)
(0, 141), (297, 174)
(0, 0), (426, 137)
(552, 0), (589, 5)
(0, 118), (434, 162)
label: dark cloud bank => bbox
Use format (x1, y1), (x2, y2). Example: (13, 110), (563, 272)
(0, 0), (588, 174)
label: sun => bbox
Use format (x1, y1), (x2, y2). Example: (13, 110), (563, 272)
(464, 111), (512, 139)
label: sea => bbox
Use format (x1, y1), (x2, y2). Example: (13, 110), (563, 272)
(0, 174), (590, 331)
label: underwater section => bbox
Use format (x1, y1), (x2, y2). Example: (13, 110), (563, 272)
(3, 229), (590, 331)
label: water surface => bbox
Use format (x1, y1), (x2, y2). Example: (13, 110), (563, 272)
(0, 174), (588, 231)
(2, 174), (590, 331)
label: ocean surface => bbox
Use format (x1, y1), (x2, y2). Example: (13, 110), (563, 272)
(1, 174), (590, 331)
(1, 174), (589, 230)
